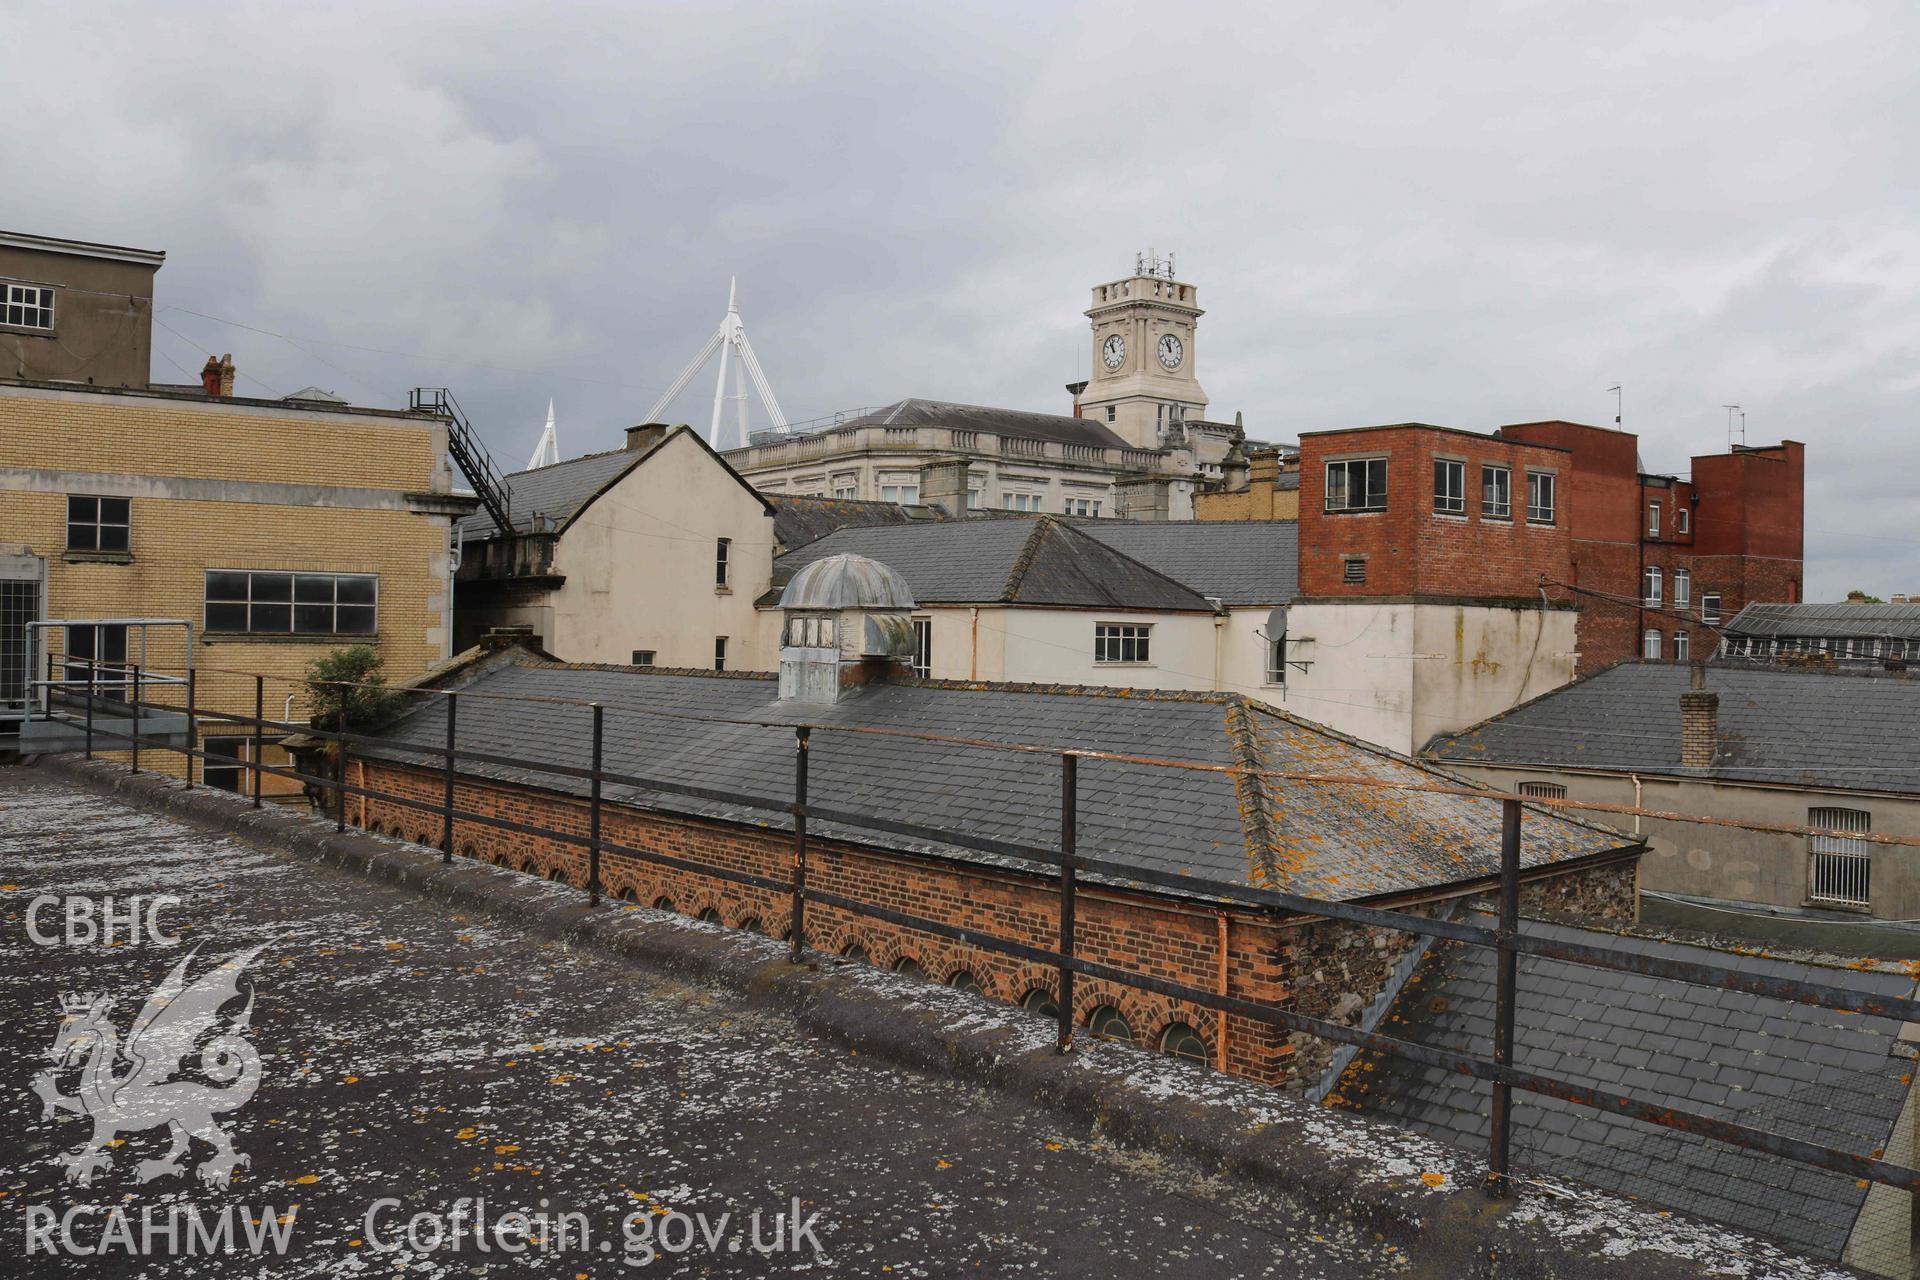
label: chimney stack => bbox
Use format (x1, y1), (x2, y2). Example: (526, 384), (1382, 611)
(624, 423), (670, 452)
(200, 353), (235, 397)
(1679, 662), (1718, 769)
(918, 458), (970, 517)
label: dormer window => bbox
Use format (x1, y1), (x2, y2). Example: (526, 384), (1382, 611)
(787, 614), (836, 648)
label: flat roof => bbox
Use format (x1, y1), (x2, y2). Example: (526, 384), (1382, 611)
(0, 229), (165, 268)
(1297, 422), (1573, 452)
(0, 377), (434, 424)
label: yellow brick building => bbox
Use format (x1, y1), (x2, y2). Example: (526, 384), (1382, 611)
(0, 379), (472, 789)
(1192, 448), (1300, 522)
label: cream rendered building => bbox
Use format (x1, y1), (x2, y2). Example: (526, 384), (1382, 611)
(454, 424), (777, 671)
(723, 258), (1250, 520)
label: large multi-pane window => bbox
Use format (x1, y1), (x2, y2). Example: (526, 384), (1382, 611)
(204, 571), (376, 635)
(1433, 459), (1466, 514)
(1482, 465), (1511, 519)
(1004, 493), (1043, 512)
(1642, 628), (1662, 659)
(66, 496), (130, 552)
(4, 283), (54, 329)
(1673, 631), (1690, 660)
(1673, 568), (1691, 607)
(1643, 566), (1663, 604)
(1324, 458), (1388, 512)
(1094, 623), (1151, 664)
(1808, 807), (1872, 907)
(1526, 471), (1557, 523)
(1701, 592), (1722, 623)
(715, 538), (731, 588)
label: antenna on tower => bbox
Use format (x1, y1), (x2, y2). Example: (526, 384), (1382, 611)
(526, 399), (560, 469)
(1607, 383), (1622, 429)
(1723, 403), (1744, 451)
(642, 278), (789, 450)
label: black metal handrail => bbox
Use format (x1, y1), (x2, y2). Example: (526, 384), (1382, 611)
(60, 663), (1920, 1204)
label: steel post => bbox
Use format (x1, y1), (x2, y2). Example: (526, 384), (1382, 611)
(790, 727), (810, 963)
(251, 674), (264, 808)
(588, 703), (604, 904)
(442, 693), (459, 862)
(1058, 752), (1077, 1054)
(1488, 795), (1522, 1196)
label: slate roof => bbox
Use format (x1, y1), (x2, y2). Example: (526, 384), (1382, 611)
(1077, 521), (1298, 605)
(764, 493), (949, 552)
(1335, 912), (1917, 1260)
(460, 427), (772, 539)
(1423, 661), (1920, 795)
(836, 398), (1135, 450)
(767, 517), (1216, 611)
(366, 655), (1638, 901)
(1724, 602), (1920, 642)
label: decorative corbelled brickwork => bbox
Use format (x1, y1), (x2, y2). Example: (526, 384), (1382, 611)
(351, 758), (1639, 1089)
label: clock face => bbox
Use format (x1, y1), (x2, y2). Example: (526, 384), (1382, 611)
(1101, 334), (1127, 370)
(1158, 333), (1183, 370)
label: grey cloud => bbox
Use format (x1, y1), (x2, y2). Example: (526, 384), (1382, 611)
(3, 0), (1914, 597)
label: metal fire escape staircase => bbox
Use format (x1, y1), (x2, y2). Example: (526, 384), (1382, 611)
(410, 388), (514, 535)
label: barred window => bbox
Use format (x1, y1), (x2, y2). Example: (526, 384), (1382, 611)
(4, 283), (54, 329)
(205, 570), (375, 635)
(1808, 807), (1871, 907)
(1094, 623), (1151, 664)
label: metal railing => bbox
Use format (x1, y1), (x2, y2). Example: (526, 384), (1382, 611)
(57, 659), (1920, 1211)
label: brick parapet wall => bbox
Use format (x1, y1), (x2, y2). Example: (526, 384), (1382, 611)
(355, 758), (1636, 1090)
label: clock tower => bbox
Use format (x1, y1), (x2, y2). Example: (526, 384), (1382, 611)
(1074, 251), (1209, 450)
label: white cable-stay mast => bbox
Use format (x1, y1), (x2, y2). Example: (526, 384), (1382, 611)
(642, 278), (788, 450)
(525, 399), (560, 469)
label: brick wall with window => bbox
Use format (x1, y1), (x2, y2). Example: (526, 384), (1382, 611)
(1297, 425), (1573, 599)
(0, 382), (458, 786)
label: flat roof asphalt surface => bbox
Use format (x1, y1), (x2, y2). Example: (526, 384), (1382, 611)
(0, 768), (1404, 1278)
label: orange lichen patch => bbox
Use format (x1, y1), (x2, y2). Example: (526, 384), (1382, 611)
(1420, 1172), (1446, 1188)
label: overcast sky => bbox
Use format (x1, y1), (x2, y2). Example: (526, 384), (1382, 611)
(7, 1), (1915, 598)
